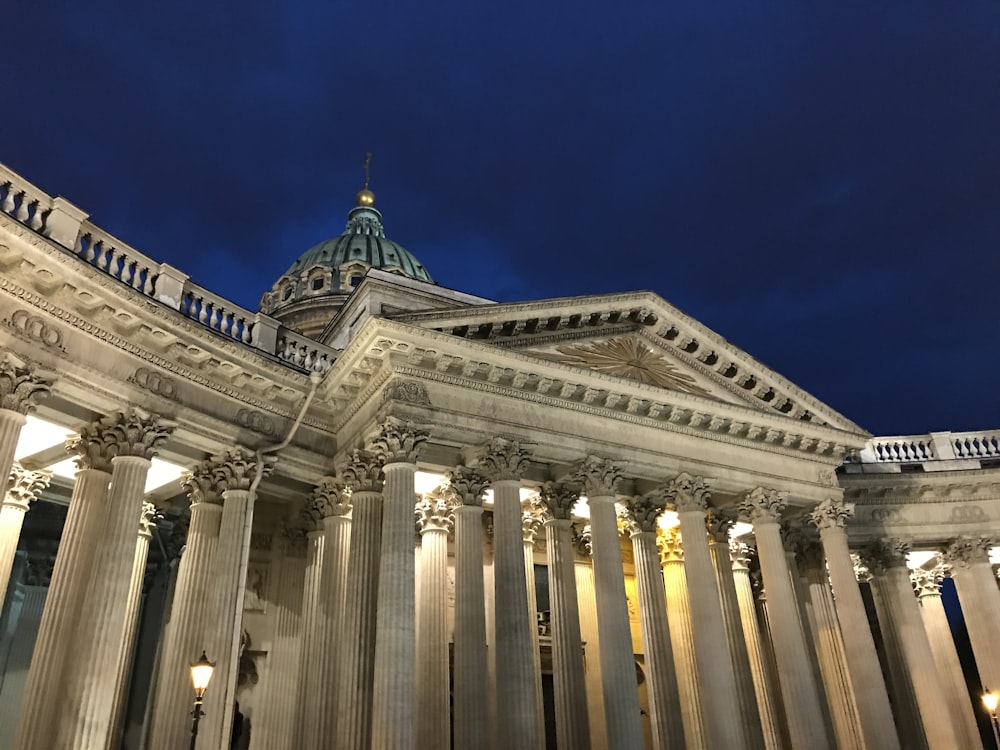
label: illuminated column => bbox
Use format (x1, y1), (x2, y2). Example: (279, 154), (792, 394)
(521, 499), (546, 748)
(864, 539), (961, 750)
(478, 438), (539, 750)
(335, 449), (384, 750)
(575, 456), (643, 749)
(199, 448), (274, 750)
(370, 420), (427, 750)
(730, 544), (783, 750)
(538, 482), (591, 750)
(147, 464), (223, 750)
(912, 564), (981, 750)
(621, 494), (683, 750)
(0, 463), (50, 599)
(0, 356), (52, 493)
(573, 525), (608, 750)
(739, 488), (829, 750)
(944, 536), (1000, 690)
(808, 498), (899, 750)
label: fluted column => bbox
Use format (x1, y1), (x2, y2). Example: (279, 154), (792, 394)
(621, 494), (682, 750)
(336, 448), (385, 750)
(739, 488), (829, 750)
(912, 564), (981, 750)
(107, 502), (159, 750)
(478, 437), (539, 749)
(574, 525), (608, 750)
(447, 467), (490, 750)
(294, 519), (325, 749)
(864, 539), (961, 750)
(0, 463), (50, 598)
(369, 420), (426, 750)
(538, 482), (591, 750)
(311, 477), (353, 746)
(522, 499), (546, 748)
(0, 355), (52, 493)
(730, 544), (784, 750)
(706, 512), (766, 750)
(575, 455), (643, 749)
(669, 474), (748, 750)
(199, 447), (274, 750)
(148, 466), (224, 750)
(249, 528), (307, 750)
(809, 498), (899, 750)
(944, 535), (1000, 690)
(658, 527), (705, 750)
(416, 488), (454, 750)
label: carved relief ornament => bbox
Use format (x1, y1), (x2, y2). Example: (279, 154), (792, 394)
(0, 356), (52, 414)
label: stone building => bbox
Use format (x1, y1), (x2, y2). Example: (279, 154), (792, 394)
(0, 159), (998, 749)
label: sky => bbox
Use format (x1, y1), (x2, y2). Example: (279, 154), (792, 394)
(5, 2), (999, 436)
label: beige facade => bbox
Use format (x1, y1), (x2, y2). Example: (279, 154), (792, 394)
(0, 160), (998, 748)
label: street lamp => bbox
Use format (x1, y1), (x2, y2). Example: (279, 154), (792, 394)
(982, 688), (1000, 748)
(189, 651), (215, 750)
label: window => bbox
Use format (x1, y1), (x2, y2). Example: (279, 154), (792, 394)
(350, 274), (363, 288)
(312, 277), (324, 291)
(282, 286), (293, 301)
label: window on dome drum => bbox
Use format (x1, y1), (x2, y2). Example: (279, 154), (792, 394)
(311, 277), (324, 290)
(282, 286), (293, 301)
(350, 274), (363, 287)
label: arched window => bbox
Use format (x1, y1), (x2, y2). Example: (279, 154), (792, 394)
(350, 274), (363, 288)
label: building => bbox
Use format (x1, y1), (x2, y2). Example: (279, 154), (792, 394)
(0, 159), (998, 750)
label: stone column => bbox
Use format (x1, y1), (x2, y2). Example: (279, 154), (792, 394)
(147, 465), (224, 750)
(658, 527), (705, 750)
(808, 498), (899, 750)
(944, 535), (1000, 690)
(0, 355), (52, 492)
(574, 455), (643, 749)
(199, 447), (274, 750)
(574, 525), (608, 750)
(739, 488), (829, 750)
(107, 502), (160, 750)
(538, 482), (591, 750)
(864, 539), (961, 750)
(478, 437), (539, 750)
(249, 528), (307, 750)
(0, 576), (48, 750)
(730, 544), (784, 750)
(521, 499), (546, 748)
(0, 463), (50, 598)
(335, 448), (385, 750)
(294, 514), (325, 749)
(311, 477), (352, 746)
(620, 494), (682, 750)
(912, 564), (981, 750)
(370, 420), (427, 750)
(669, 474), (748, 750)
(447, 466), (490, 750)
(415, 488), (454, 750)
(706, 512), (766, 750)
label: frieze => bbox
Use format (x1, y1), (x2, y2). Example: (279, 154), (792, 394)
(380, 379), (431, 406)
(236, 408), (278, 437)
(128, 367), (180, 401)
(3, 308), (66, 352)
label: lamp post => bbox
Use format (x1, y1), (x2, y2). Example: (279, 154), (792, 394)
(189, 650), (215, 750)
(982, 688), (1000, 748)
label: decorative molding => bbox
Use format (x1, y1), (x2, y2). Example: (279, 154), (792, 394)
(3, 308), (66, 352)
(128, 367), (180, 401)
(380, 379), (431, 406)
(236, 408), (278, 437)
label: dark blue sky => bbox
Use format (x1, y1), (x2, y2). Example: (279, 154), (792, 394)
(6, 2), (999, 436)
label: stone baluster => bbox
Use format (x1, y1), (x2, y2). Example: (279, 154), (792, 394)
(335, 448), (385, 750)
(620, 494), (683, 750)
(669, 474), (749, 750)
(863, 539), (961, 750)
(943, 536), (1000, 691)
(730, 544), (784, 750)
(573, 524), (608, 749)
(0, 463), (50, 598)
(370, 420), (427, 750)
(198, 447), (274, 750)
(658, 527), (706, 750)
(911, 564), (981, 750)
(446, 466), (490, 750)
(477, 437), (540, 750)
(249, 528), (307, 750)
(293, 504), (326, 749)
(147, 463), (224, 750)
(415, 487), (454, 750)
(807, 498), (899, 750)
(537, 482), (591, 750)
(521, 497), (547, 749)
(574, 455), (643, 749)
(706, 511), (766, 750)
(311, 477), (352, 746)
(0, 356), (52, 492)
(738, 488), (830, 750)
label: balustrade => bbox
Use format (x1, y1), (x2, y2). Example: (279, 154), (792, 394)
(276, 328), (335, 374)
(76, 223), (159, 297)
(180, 283), (256, 344)
(845, 429), (1000, 471)
(0, 166), (52, 233)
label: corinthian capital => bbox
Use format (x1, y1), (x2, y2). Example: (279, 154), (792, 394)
(102, 409), (175, 460)
(0, 357), (52, 414)
(4, 461), (51, 511)
(139, 502), (161, 538)
(68, 419), (116, 473)
(478, 437), (530, 482)
(705, 508), (736, 544)
(444, 466), (488, 507)
(573, 523), (593, 556)
(620, 492), (667, 536)
(809, 498), (855, 532)
(664, 472), (711, 513)
(342, 449), (384, 493)
(657, 527), (684, 564)
(521, 500), (546, 544)
(370, 419), (429, 465)
(573, 455), (623, 498)
(416, 492), (455, 534)
(862, 538), (911, 574)
(943, 536), (993, 567)
(182, 460), (222, 506)
(911, 565), (946, 598)
(536, 480), (581, 521)
(730, 542), (753, 571)
(739, 487), (787, 524)
(212, 447), (275, 493)
(312, 476), (351, 519)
